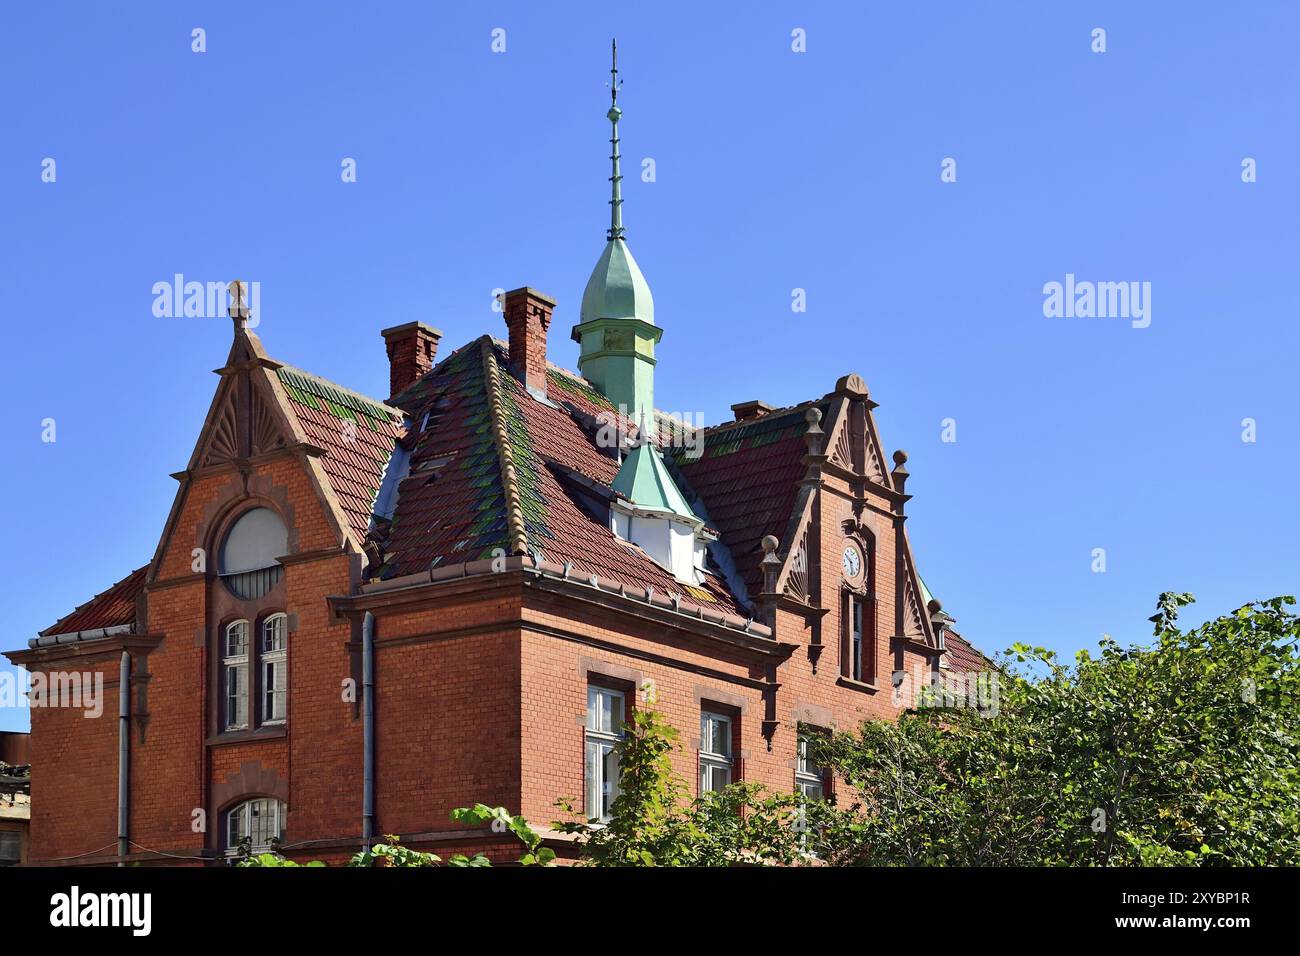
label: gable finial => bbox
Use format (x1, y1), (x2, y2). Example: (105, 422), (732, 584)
(606, 39), (625, 241)
(227, 279), (249, 329)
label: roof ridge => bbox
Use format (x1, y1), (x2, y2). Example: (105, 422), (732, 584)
(277, 363), (401, 421)
(695, 398), (825, 439)
(480, 339), (530, 556)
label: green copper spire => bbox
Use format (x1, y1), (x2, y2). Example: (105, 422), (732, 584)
(611, 439), (700, 521)
(574, 39), (662, 431)
(608, 39), (624, 241)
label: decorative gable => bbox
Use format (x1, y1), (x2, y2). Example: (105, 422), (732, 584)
(190, 331), (296, 471)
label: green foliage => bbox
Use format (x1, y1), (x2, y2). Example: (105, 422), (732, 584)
(235, 851), (325, 867)
(555, 686), (830, 865)
(243, 593), (1298, 868)
(817, 593), (1300, 866)
(347, 834), (446, 867)
(450, 804), (555, 866)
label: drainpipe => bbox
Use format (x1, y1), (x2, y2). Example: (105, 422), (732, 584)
(117, 651), (130, 866)
(362, 611), (375, 849)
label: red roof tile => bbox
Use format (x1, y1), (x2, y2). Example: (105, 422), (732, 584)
(40, 565), (147, 636)
(276, 365), (405, 546)
(37, 336), (986, 665)
(673, 404), (823, 598)
(943, 629), (990, 672)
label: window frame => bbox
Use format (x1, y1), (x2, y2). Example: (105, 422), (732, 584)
(260, 612), (288, 725)
(795, 729), (829, 802)
(223, 797), (286, 859)
(699, 710), (734, 795)
(584, 685), (626, 823)
(222, 619), (250, 731)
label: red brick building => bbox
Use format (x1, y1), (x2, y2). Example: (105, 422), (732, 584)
(6, 54), (983, 867)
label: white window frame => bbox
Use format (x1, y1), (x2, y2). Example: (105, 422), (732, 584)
(699, 711), (733, 794)
(584, 686), (625, 823)
(223, 620), (249, 731)
(261, 613), (288, 725)
(224, 797), (285, 858)
(795, 732), (825, 801)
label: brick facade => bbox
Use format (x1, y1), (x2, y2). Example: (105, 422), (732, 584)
(7, 321), (975, 867)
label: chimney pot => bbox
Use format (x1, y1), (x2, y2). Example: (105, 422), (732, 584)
(504, 287), (557, 399)
(381, 321), (442, 403)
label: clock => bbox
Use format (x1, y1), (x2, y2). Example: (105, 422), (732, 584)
(841, 542), (864, 582)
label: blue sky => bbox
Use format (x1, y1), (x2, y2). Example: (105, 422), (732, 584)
(2, 2), (1297, 732)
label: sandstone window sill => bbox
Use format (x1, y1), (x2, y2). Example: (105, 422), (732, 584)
(835, 676), (880, 694)
(207, 725), (288, 747)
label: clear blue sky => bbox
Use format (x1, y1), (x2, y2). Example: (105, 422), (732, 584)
(3, 2), (1297, 732)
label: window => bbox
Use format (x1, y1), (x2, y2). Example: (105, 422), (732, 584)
(843, 592), (872, 683)
(699, 711), (733, 794)
(851, 595), (864, 681)
(224, 798), (285, 857)
(261, 613), (288, 724)
(219, 507), (287, 599)
(585, 686), (625, 822)
(796, 732), (827, 801)
(223, 620), (249, 730)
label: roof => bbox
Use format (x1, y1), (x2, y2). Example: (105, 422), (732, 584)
(611, 441), (699, 520)
(672, 404), (823, 597)
(276, 364), (405, 545)
(39, 565), (147, 637)
(378, 338), (740, 613)
(34, 332), (986, 665)
(579, 238), (656, 327)
(943, 629), (989, 672)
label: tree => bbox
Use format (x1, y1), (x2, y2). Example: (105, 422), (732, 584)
(815, 593), (1300, 865)
(555, 687), (830, 865)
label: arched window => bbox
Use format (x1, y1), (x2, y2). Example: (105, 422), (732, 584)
(223, 620), (249, 730)
(224, 798), (286, 858)
(219, 507), (287, 599)
(261, 613), (288, 724)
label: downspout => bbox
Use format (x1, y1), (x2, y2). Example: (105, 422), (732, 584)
(362, 611), (375, 849)
(117, 651), (130, 866)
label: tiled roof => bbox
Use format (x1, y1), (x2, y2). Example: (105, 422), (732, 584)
(672, 404), (824, 597)
(35, 334), (986, 665)
(39, 565), (147, 637)
(276, 365), (405, 545)
(943, 629), (990, 672)
(380, 338), (741, 613)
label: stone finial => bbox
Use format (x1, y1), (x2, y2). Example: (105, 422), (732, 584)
(228, 279), (250, 328)
(926, 598), (942, 615)
(760, 534), (781, 594)
(802, 406), (824, 456)
(834, 373), (869, 400)
(891, 449), (909, 494)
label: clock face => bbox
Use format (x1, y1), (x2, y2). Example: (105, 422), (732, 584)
(842, 544), (862, 580)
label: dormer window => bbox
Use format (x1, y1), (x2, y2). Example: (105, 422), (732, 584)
(219, 507), (287, 599)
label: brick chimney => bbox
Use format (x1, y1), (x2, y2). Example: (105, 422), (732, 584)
(731, 400), (774, 422)
(503, 287), (556, 399)
(380, 321), (442, 401)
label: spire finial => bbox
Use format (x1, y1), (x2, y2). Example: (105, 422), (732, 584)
(606, 38), (625, 241)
